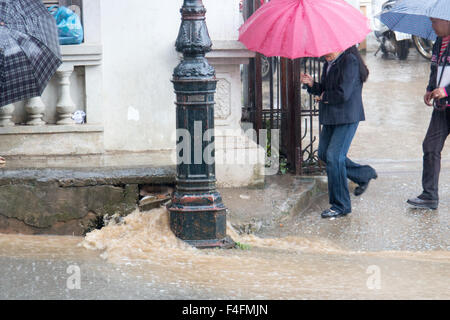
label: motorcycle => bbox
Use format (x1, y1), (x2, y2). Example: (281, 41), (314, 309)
(373, 0), (411, 60)
(373, 0), (434, 60)
(412, 36), (434, 60)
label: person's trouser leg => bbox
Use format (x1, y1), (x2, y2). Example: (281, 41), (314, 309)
(345, 158), (377, 185)
(325, 123), (359, 213)
(319, 126), (376, 186)
(421, 109), (450, 201)
(318, 125), (333, 163)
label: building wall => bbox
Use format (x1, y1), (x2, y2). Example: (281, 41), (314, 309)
(99, 0), (241, 152)
(345, 0), (361, 9)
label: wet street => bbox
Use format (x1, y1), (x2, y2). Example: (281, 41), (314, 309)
(0, 44), (449, 300)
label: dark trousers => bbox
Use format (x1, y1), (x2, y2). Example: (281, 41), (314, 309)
(319, 122), (377, 213)
(421, 108), (450, 201)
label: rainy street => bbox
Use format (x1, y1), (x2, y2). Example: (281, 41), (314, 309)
(0, 38), (449, 300)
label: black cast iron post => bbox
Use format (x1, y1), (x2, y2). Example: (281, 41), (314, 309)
(168, 0), (234, 249)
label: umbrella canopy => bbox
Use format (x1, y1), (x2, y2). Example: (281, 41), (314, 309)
(239, 0), (371, 59)
(0, 0), (62, 107)
(380, 0), (450, 41)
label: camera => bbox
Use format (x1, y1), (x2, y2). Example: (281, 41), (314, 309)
(433, 97), (450, 111)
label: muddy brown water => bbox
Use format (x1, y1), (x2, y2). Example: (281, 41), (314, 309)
(1, 208), (448, 299)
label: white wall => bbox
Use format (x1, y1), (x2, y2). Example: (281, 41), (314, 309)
(99, 0), (241, 152)
(203, 0), (241, 41)
(345, 0), (360, 8)
(100, 0), (179, 151)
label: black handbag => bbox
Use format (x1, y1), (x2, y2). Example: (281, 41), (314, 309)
(434, 44), (450, 111)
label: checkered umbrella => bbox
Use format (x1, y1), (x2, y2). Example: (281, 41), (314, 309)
(0, 0), (62, 107)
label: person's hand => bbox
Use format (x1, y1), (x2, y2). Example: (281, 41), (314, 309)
(424, 91), (433, 106)
(300, 73), (314, 87)
(314, 92), (324, 102)
(431, 88), (447, 101)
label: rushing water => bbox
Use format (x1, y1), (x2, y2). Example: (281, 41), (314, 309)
(0, 207), (449, 299)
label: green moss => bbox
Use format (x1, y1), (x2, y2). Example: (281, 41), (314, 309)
(235, 242), (251, 250)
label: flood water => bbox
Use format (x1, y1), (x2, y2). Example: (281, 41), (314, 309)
(1, 207), (448, 299)
(82, 208), (450, 299)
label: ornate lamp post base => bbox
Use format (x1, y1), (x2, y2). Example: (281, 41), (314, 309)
(184, 237), (236, 250)
(169, 191), (235, 249)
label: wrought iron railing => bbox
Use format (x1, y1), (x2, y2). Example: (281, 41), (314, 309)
(241, 0), (325, 175)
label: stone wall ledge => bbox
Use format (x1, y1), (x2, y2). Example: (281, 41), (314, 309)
(0, 166), (176, 187)
(0, 124), (104, 135)
(207, 40), (255, 65)
(61, 43), (103, 67)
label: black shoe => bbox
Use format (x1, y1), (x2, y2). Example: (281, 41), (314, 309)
(407, 197), (438, 210)
(354, 173), (378, 196)
(321, 208), (350, 219)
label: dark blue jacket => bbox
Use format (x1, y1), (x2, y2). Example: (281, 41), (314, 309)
(307, 53), (365, 125)
(427, 37), (450, 93)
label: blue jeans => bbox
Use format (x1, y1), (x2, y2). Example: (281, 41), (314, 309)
(318, 122), (376, 213)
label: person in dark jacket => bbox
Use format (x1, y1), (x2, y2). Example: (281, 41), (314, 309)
(301, 46), (377, 218)
(407, 18), (450, 210)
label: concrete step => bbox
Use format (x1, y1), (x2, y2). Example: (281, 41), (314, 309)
(0, 153), (324, 237)
(0, 125), (105, 156)
(220, 174), (328, 235)
(0, 152), (176, 236)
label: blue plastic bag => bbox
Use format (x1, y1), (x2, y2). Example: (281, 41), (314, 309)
(48, 6), (84, 45)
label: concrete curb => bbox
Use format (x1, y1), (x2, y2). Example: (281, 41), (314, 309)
(285, 176), (328, 218)
(224, 175), (328, 234)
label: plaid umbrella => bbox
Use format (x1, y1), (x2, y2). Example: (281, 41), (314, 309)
(380, 0), (450, 41)
(0, 0), (62, 107)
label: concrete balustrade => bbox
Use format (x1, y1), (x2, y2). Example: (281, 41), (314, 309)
(25, 97), (47, 126)
(0, 104), (15, 127)
(56, 66), (76, 125)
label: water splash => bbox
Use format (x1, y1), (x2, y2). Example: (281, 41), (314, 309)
(81, 207), (450, 263)
(76, 207), (449, 299)
(81, 207), (347, 264)
(81, 208), (197, 262)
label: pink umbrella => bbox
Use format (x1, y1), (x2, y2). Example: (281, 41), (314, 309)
(239, 0), (371, 59)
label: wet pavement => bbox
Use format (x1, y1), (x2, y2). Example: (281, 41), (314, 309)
(355, 46), (450, 162)
(0, 43), (449, 300)
(264, 171), (449, 252)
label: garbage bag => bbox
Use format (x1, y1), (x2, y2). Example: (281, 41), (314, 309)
(72, 110), (86, 124)
(48, 6), (84, 45)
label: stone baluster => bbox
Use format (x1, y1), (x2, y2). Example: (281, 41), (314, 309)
(25, 97), (46, 126)
(0, 104), (15, 127)
(56, 66), (76, 125)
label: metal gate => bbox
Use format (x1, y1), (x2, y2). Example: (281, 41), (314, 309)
(241, 0), (325, 175)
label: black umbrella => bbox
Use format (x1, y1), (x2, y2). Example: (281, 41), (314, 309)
(0, 0), (62, 107)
